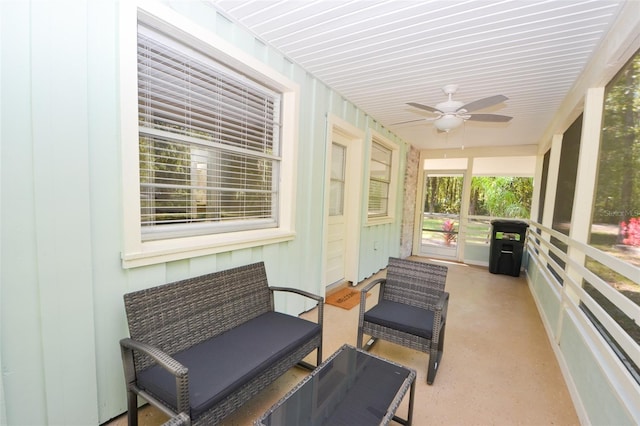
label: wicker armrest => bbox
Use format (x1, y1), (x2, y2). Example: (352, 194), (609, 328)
(361, 277), (386, 304)
(357, 277), (386, 321)
(434, 291), (450, 328)
(361, 277), (386, 293)
(269, 286), (324, 326)
(269, 286), (323, 303)
(120, 338), (190, 412)
(436, 291), (449, 311)
(120, 338), (188, 376)
(435, 291), (449, 318)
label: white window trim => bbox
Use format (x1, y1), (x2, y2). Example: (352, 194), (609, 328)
(119, 1), (299, 268)
(366, 130), (399, 226)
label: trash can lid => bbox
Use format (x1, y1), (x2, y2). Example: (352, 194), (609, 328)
(490, 219), (529, 227)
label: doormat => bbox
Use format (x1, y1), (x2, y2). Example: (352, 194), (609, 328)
(326, 287), (369, 310)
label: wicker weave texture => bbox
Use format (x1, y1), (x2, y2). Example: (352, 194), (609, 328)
(124, 262), (272, 371)
(162, 412), (190, 426)
(364, 323), (431, 353)
(384, 257), (447, 309)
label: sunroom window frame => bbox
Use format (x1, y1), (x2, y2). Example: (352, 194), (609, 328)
(119, 2), (299, 268)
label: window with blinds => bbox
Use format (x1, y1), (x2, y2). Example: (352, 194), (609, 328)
(137, 25), (282, 241)
(368, 140), (392, 217)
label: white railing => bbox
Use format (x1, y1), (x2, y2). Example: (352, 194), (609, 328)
(525, 220), (640, 423)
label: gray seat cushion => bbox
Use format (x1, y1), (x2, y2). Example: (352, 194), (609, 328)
(137, 311), (320, 419)
(363, 300), (435, 339)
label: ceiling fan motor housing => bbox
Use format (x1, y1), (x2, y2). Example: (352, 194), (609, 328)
(435, 100), (464, 113)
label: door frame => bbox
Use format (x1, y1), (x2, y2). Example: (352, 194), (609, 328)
(413, 166), (470, 262)
(322, 114), (364, 288)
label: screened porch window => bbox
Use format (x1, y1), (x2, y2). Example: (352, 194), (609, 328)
(586, 47), (640, 383)
(137, 25), (281, 241)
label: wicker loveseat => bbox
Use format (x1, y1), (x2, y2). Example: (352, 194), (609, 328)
(120, 262), (324, 425)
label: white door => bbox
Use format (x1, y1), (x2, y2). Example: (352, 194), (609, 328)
(323, 115), (364, 289)
(326, 141), (347, 286)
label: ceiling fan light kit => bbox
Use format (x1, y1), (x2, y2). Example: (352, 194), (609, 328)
(406, 84), (513, 133)
(434, 115), (464, 132)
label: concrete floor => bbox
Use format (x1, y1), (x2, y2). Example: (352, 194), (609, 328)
(107, 258), (579, 425)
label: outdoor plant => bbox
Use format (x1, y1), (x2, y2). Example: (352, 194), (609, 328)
(442, 219), (457, 246)
(619, 217), (640, 246)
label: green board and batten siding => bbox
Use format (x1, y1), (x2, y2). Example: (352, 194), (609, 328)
(0, 1), (407, 424)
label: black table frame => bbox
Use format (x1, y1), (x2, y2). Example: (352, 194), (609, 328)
(256, 344), (416, 425)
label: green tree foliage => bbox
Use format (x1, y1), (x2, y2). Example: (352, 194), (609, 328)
(140, 137), (192, 224)
(425, 175), (532, 218)
(593, 51), (640, 224)
(424, 176), (463, 214)
(470, 176), (533, 218)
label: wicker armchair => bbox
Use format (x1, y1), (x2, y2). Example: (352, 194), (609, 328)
(357, 257), (449, 384)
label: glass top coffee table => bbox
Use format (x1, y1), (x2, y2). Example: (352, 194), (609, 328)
(256, 344), (416, 425)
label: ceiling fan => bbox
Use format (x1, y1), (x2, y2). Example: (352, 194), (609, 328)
(402, 84), (512, 132)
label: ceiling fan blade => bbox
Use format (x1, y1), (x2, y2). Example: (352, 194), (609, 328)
(391, 118), (431, 126)
(407, 102), (441, 114)
(466, 113), (512, 123)
(458, 95), (508, 113)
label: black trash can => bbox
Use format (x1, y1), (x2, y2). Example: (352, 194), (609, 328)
(489, 220), (529, 276)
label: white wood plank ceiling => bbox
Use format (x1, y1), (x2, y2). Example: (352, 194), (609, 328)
(209, 0), (627, 150)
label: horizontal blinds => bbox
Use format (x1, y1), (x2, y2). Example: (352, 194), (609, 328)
(137, 24), (281, 239)
(368, 141), (391, 216)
